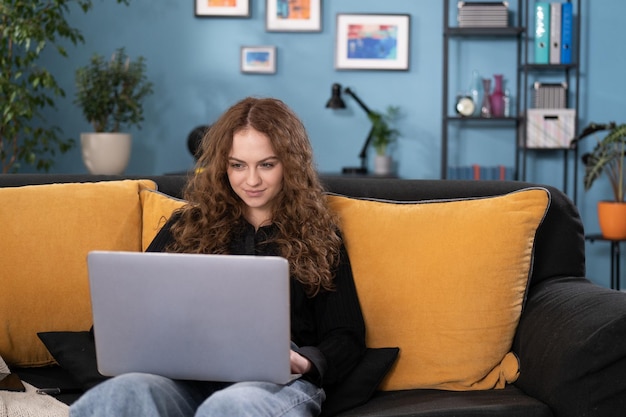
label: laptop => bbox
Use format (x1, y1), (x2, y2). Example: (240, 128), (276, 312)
(86, 250), (294, 384)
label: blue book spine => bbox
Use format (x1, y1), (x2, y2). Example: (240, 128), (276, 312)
(560, 2), (573, 64)
(534, 2), (550, 64)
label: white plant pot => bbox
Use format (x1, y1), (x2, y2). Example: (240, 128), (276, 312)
(80, 132), (132, 175)
(374, 155), (393, 175)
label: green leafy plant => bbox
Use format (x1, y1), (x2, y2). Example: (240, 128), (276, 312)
(74, 47), (154, 133)
(368, 106), (401, 156)
(580, 122), (626, 202)
(0, 0), (130, 173)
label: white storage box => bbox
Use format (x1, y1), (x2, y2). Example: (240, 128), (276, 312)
(525, 109), (576, 148)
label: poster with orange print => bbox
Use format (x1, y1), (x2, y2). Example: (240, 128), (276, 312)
(195, 0), (249, 17)
(208, 0), (237, 6)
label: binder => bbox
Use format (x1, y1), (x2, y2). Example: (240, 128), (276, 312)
(549, 2), (561, 64)
(560, 2), (573, 64)
(534, 2), (550, 64)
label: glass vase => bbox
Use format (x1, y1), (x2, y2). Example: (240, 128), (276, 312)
(468, 69), (481, 117)
(490, 74), (505, 117)
(480, 78), (492, 118)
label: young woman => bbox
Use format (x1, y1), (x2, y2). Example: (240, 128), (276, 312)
(69, 97), (366, 417)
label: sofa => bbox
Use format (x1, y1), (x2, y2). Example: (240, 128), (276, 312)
(1, 173), (625, 417)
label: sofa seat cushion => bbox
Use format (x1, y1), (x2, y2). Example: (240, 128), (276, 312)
(327, 188), (550, 391)
(335, 385), (553, 417)
(0, 180), (156, 367)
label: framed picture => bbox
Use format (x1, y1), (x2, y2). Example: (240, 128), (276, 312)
(266, 0), (321, 32)
(334, 14), (411, 71)
(195, 0), (250, 17)
(241, 46), (277, 74)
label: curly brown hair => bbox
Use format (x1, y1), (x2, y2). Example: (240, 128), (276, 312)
(168, 97), (342, 296)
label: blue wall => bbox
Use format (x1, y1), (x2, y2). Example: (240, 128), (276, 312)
(37, 0), (626, 289)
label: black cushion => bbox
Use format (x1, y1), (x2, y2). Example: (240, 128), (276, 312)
(37, 330), (110, 390)
(321, 347), (399, 417)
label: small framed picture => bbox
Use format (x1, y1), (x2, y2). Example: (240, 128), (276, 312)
(195, 0), (250, 17)
(241, 46), (277, 74)
(266, 0), (321, 32)
(334, 14), (411, 71)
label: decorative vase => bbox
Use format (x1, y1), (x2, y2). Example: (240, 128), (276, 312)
(598, 201), (626, 240)
(80, 132), (132, 175)
(480, 78), (492, 118)
(374, 155), (393, 175)
(504, 88), (511, 117)
(468, 69), (482, 117)
(490, 74), (505, 117)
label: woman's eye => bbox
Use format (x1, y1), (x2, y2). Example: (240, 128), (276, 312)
(261, 162), (275, 169)
(230, 163), (244, 169)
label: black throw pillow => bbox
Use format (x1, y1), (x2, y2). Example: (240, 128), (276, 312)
(320, 347), (399, 417)
(37, 329), (110, 390)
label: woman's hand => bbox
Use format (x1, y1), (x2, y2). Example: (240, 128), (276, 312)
(290, 350), (312, 374)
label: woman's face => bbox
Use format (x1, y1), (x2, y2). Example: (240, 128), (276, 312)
(227, 127), (284, 227)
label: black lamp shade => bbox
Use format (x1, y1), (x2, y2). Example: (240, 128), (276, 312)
(326, 83), (346, 109)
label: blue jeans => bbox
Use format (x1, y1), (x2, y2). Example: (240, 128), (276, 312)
(69, 373), (325, 417)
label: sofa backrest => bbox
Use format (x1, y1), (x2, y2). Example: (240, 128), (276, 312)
(0, 174), (586, 289)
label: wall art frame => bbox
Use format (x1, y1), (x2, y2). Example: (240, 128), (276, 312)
(334, 13), (411, 71)
(266, 0), (321, 32)
(241, 46), (277, 74)
(195, 0), (250, 17)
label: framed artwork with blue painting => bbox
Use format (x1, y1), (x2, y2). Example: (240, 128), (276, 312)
(241, 46), (277, 74)
(334, 14), (410, 71)
(266, 0), (321, 32)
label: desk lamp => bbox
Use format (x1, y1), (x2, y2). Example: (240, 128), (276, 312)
(325, 83), (375, 174)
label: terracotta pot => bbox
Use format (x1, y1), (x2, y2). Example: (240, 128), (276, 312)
(598, 201), (626, 240)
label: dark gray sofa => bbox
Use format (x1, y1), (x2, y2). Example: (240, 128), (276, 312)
(2, 173), (625, 417)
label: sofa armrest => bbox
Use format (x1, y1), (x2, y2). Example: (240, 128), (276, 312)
(513, 277), (626, 417)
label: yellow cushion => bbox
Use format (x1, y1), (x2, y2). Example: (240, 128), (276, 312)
(0, 180), (156, 367)
(139, 189), (187, 251)
(327, 188), (549, 391)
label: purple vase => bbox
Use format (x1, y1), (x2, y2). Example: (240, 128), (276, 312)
(490, 74), (505, 117)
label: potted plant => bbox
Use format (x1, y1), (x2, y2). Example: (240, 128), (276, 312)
(0, 0), (131, 173)
(368, 106), (401, 175)
(74, 47), (154, 174)
(579, 121), (626, 239)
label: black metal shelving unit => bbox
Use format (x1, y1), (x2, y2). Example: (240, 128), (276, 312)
(442, 0), (582, 198)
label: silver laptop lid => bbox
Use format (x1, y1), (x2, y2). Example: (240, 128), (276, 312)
(87, 251), (291, 384)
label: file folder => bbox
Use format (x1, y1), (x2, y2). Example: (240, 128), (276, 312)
(549, 2), (561, 64)
(560, 2), (573, 64)
(534, 2), (550, 64)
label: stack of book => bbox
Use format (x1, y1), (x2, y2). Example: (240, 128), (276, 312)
(447, 165), (515, 180)
(457, 1), (509, 27)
